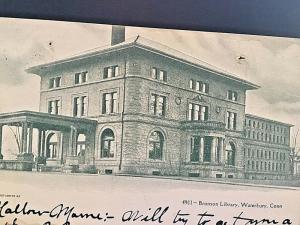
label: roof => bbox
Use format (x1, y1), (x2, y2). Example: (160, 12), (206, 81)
(245, 114), (294, 127)
(0, 111), (97, 132)
(26, 36), (260, 90)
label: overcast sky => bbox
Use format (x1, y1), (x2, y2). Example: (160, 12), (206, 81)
(1, 17), (300, 146)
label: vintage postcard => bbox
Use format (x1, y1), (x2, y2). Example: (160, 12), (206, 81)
(0, 17), (299, 225)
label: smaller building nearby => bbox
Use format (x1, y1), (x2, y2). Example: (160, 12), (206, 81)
(293, 154), (300, 178)
(244, 114), (293, 180)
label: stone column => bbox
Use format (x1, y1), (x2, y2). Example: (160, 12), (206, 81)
(0, 125), (3, 159)
(218, 138), (224, 164)
(68, 128), (73, 156)
(41, 130), (46, 157)
(37, 129), (42, 157)
(187, 137), (192, 162)
(21, 122), (28, 154)
(27, 124), (33, 154)
(85, 129), (96, 165)
(199, 137), (204, 163)
(222, 139), (227, 165)
(211, 137), (217, 163)
(69, 126), (77, 156)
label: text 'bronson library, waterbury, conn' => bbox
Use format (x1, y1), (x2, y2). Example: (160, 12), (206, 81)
(0, 26), (293, 180)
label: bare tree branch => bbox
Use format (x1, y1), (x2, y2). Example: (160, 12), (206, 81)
(8, 125), (21, 153)
(293, 128), (299, 148)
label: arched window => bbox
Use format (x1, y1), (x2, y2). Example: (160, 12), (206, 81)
(149, 131), (164, 160)
(46, 133), (58, 159)
(100, 129), (115, 158)
(225, 142), (235, 166)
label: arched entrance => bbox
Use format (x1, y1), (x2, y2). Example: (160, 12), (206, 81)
(77, 133), (86, 164)
(46, 133), (58, 159)
(100, 128), (115, 158)
(225, 142), (236, 166)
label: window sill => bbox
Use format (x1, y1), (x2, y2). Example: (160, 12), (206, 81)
(99, 113), (121, 117)
(103, 75), (122, 80)
(74, 82), (89, 86)
(189, 89), (209, 95)
(48, 87), (62, 90)
(148, 159), (165, 163)
(96, 158), (117, 161)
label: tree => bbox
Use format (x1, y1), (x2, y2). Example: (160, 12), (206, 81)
(290, 128), (300, 176)
(7, 125), (22, 154)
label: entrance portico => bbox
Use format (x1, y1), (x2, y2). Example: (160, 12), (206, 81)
(0, 111), (97, 171)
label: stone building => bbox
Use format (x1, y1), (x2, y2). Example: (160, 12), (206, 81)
(0, 26), (293, 179)
(244, 114), (292, 180)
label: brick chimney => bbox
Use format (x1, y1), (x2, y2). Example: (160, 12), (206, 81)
(111, 25), (125, 46)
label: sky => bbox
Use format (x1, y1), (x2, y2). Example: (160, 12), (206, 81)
(1, 17), (300, 150)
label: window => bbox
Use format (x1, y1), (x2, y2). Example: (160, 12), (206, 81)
(226, 111), (237, 130)
(225, 142), (235, 166)
(100, 129), (115, 158)
(264, 162), (267, 171)
(75, 71), (88, 84)
(188, 103), (208, 121)
(227, 90), (238, 101)
(49, 77), (61, 89)
(264, 150), (267, 159)
(104, 65), (119, 79)
(151, 67), (167, 82)
(190, 136), (201, 162)
(73, 96), (88, 117)
(189, 79), (209, 93)
(48, 99), (61, 115)
(150, 94), (166, 117)
(149, 131), (164, 160)
(102, 92), (118, 114)
(203, 136), (212, 162)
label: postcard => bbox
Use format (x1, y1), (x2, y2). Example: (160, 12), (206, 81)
(0, 17), (299, 225)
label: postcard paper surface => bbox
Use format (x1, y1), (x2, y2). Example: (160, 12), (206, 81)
(0, 18), (299, 225)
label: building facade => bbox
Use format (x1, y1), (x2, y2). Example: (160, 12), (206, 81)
(0, 26), (293, 179)
(244, 114), (292, 180)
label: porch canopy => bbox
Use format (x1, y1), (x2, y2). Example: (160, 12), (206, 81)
(0, 111), (97, 159)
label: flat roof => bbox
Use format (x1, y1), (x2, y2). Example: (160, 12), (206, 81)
(0, 111), (97, 132)
(26, 36), (260, 90)
(245, 113), (294, 127)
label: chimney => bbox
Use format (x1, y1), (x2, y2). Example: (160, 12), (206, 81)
(111, 25), (125, 46)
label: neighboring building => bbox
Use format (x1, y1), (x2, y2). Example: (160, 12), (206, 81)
(293, 153), (300, 177)
(0, 26), (293, 180)
(244, 114), (292, 180)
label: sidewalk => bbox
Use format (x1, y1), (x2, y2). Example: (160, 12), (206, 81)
(117, 173), (300, 191)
